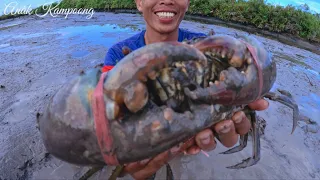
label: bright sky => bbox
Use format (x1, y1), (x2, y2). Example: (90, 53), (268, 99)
(266, 0), (320, 13)
(0, 0), (319, 16)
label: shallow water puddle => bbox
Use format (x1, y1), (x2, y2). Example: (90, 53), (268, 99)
(0, 43), (10, 53)
(0, 44), (10, 48)
(1, 23), (142, 50)
(56, 24), (141, 48)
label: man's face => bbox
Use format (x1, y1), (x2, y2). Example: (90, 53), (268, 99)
(136, 0), (190, 34)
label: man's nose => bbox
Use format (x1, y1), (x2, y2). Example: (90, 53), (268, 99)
(159, 0), (174, 5)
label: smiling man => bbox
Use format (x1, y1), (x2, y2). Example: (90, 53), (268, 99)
(102, 0), (268, 179)
(102, 0), (207, 71)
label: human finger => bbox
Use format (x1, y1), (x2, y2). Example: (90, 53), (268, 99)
(194, 129), (217, 152)
(185, 145), (201, 155)
(232, 111), (251, 135)
(213, 120), (238, 148)
(248, 99), (269, 111)
(131, 139), (195, 179)
(120, 159), (150, 177)
(132, 150), (170, 180)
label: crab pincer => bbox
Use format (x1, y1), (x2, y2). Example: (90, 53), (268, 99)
(183, 34), (276, 105)
(102, 41), (208, 121)
(38, 33), (301, 177)
(178, 34), (299, 169)
(38, 41), (217, 167)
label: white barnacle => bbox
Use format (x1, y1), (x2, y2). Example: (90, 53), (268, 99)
(214, 104), (221, 112)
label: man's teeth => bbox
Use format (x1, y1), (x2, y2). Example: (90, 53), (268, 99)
(156, 12), (175, 18)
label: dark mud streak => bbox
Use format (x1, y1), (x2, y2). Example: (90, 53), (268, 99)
(262, 136), (291, 166)
(15, 153), (52, 180)
(273, 53), (313, 70)
(17, 170), (28, 180)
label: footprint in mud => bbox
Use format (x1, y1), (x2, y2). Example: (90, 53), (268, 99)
(302, 125), (319, 134)
(297, 93), (320, 123)
(300, 115), (319, 134)
(273, 89), (320, 134)
(298, 96), (320, 134)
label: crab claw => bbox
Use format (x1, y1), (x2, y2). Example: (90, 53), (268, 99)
(38, 68), (109, 166)
(183, 34), (276, 105)
(38, 42), (208, 166)
(103, 42), (207, 120)
(108, 100), (237, 164)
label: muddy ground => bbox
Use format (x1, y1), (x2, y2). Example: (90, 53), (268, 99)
(0, 12), (319, 180)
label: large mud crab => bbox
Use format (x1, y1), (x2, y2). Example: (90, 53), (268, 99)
(38, 34), (299, 179)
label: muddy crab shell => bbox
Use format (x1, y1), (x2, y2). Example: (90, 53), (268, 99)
(38, 69), (105, 165)
(237, 34), (277, 98)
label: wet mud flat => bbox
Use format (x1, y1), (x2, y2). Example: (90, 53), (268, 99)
(0, 12), (319, 180)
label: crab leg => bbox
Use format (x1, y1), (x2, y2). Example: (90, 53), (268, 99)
(79, 166), (104, 180)
(227, 111), (261, 169)
(264, 91), (299, 134)
(220, 133), (248, 154)
(219, 90), (298, 167)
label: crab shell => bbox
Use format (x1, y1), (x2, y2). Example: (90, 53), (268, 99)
(38, 34), (276, 166)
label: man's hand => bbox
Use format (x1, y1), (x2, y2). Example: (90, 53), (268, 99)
(121, 99), (269, 179)
(185, 99), (269, 154)
(119, 138), (196, 180)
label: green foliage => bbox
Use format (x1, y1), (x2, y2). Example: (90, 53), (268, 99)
(110, 0), (136, 9)
(30, 2), (60, 15)
(58, 0), (77, 9)
(55, 0), (136, 9)
(187, 0), (320, 42)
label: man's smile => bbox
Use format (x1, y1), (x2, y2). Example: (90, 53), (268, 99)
(155, 12), (176, 18)
(154, 10), (177, 24)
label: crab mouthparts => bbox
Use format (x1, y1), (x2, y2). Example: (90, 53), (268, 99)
(146, 40), (258, 112)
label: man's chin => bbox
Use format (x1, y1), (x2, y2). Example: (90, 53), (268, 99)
(156, 26), (179, 34)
